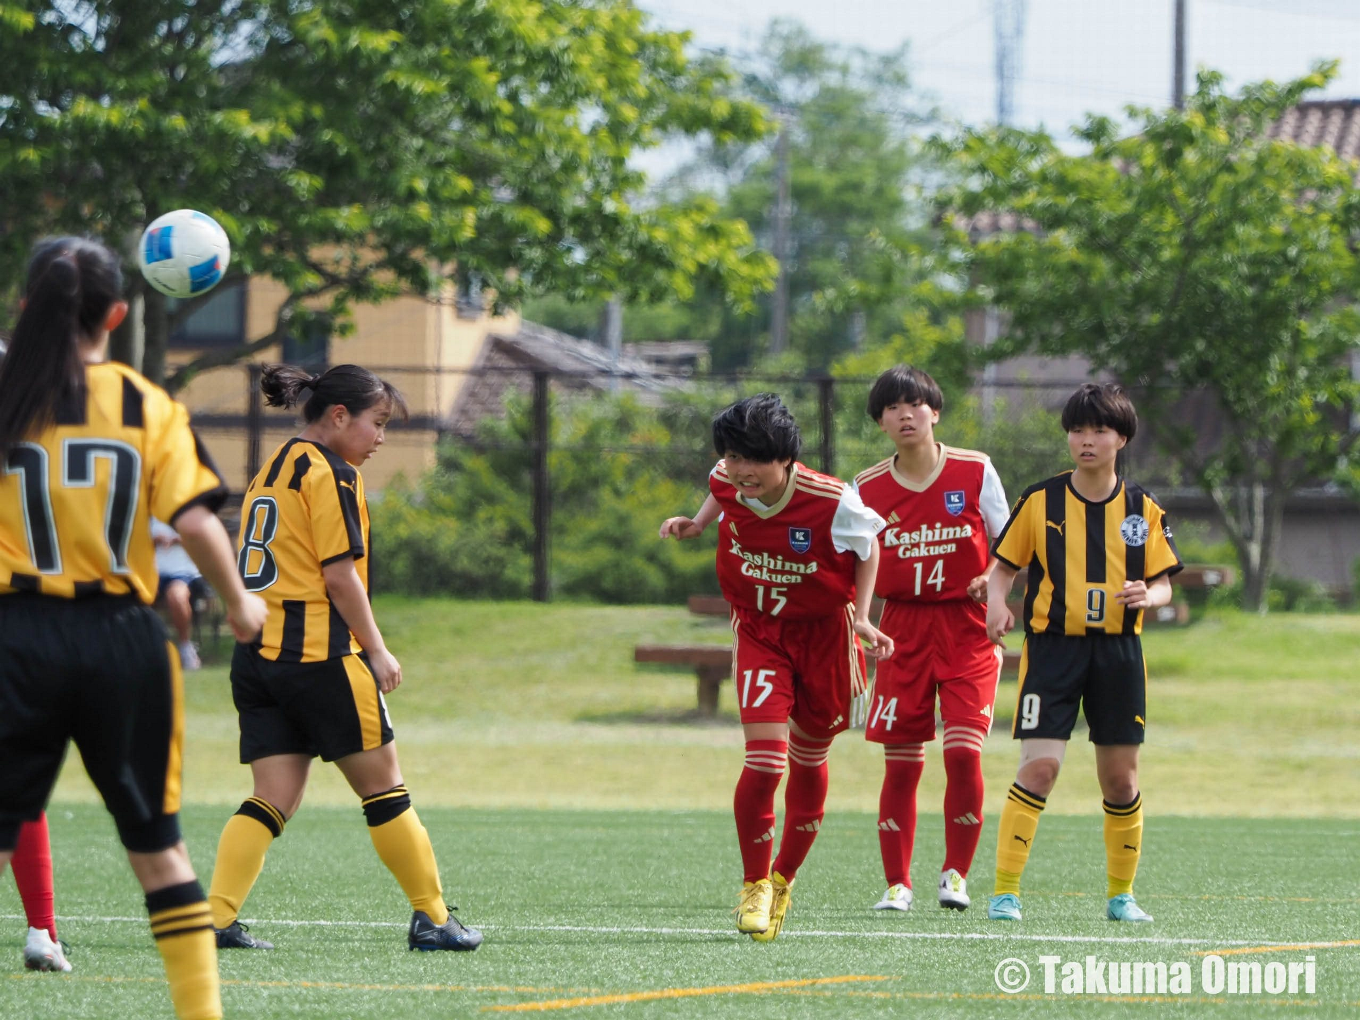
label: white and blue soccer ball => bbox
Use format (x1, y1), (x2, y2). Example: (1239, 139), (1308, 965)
(137, 209), (231, 299)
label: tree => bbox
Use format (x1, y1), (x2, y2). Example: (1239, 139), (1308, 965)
(940, 64), (1360, 611)
(0, 0), (774, 388)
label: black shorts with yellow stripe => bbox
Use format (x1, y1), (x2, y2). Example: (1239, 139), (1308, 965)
(1012, 632), (1146, 745)
(230, 643), (393, 763)
(0, 594), (185, 853)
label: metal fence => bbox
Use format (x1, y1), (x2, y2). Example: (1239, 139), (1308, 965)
(183, 361), (1360, 596)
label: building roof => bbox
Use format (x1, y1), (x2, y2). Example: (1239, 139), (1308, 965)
(445, 320), (688, 435)
(1267, 99), (1360, 160)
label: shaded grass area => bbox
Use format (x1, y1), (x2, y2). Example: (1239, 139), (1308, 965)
(2, 806), (1358, 1019)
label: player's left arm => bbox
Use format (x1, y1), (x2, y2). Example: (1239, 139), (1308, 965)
(967, 459), (1012, 601)
(1116, 496), (1182, 609)
(832, 486), (894, 659)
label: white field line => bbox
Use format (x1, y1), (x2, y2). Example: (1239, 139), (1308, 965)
(0, 913), (1346, 950)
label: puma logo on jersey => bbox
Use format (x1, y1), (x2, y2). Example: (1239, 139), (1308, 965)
(338, 480), (356, 493)
(1013, 834), (1032, 847)
(1123, 844), (1139, 851)
(1134, 715), (1145, 727)
(1046, 520), (1066, 536)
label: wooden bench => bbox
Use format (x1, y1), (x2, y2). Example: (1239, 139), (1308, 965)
(634, 644), (731, 717)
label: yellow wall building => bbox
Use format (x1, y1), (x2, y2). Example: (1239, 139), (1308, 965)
(170, 276), (519, 493)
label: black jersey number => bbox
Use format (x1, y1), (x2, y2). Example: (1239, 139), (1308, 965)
(238, 496), (280, 591)
(4, 440), (141, 574)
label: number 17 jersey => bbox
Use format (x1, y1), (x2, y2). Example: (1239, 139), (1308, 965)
(854, 445), (1009, 603)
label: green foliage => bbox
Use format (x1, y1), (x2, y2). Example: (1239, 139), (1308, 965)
(371, 391), (720, 602)
(0, 1), (774, 385)
(938, 63), (1360, 610)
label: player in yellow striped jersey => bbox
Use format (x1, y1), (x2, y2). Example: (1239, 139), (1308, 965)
(207, 364), (482, 953)
(0, 236), (268, 1020)
(983, 384), (1182, 924)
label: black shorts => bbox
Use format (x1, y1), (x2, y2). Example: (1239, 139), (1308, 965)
(0, 594), (183, 852)
(1012, 632), (1146, 745)
(231, 643), (393, 763)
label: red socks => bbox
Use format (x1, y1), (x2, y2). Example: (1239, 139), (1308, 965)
(771, 735), (833, 882)
(941, 727), (987, 876)
(13, 813), (56, 939)
(877, 745), (925, 887)
(734, 740), (786, 883)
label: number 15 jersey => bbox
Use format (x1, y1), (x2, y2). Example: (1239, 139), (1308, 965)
(854, 445), (1009, 603)
(709, 460), (885, 620)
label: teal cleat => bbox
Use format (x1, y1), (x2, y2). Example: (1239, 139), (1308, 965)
(1106, 893), (1153, 922)
(987, 893), (1022, 921)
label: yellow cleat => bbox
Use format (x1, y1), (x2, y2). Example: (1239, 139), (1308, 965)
(749, 872), (793, 942)
(735, 878), (773, 934)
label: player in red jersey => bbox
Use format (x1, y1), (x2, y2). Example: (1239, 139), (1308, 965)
(661, 394), (894, 942)
(853, 367), (1010, 913)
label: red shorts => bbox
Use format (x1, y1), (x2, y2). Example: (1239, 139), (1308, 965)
(865, 599), (1002, 745)
(730, 604), (866, 739)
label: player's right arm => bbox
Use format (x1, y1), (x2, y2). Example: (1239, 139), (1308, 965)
(660, 493), (721, 540)
(985, 560), (1019, 646)
(322, 558), (401, 693)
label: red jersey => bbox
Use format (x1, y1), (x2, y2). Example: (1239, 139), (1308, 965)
(709, 461), (885, 621)
(854, 445), (1009, 604)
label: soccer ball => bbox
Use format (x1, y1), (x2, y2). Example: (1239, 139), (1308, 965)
(137, 209), (231, 299)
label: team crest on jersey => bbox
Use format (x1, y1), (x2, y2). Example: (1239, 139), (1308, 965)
(788, 527), (812, 554)
(943, 490), (966, 517)
(1120, 514), (1150, 547)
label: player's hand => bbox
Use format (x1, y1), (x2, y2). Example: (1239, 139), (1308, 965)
(370, 649), (403, 693)
(1115, 580), (1149, 609)
(986, 604), (1014, 647)
(225, 592), (268, 644)
(854, 619), (894, 660)
(966, 574), (989, 602)
(659, 516), (704, 540)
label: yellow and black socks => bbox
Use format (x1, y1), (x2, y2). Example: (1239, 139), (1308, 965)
(362, 786), (447, 924)
(1103, 792), (1144, 898)
(208, 797), (285, 930)
(993, 782), (1046, 895)
(147, 879), (220, 1020)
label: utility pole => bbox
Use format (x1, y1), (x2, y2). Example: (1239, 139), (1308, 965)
(601, 297), (623, 393)
(769, 112), (792, 355)
(992, 0), (1027, 127)
(1173, 0), (1187, 110)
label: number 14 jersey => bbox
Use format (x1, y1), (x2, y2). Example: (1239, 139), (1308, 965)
(854, 445), (1009, 603)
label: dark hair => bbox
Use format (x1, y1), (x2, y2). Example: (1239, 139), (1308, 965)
(866, 365), (944, 420)
(1061, 383), (1137, 440)
(0, 237), (123, 456)
(260, 363), (409, 423)
(711, 393), (801, 463)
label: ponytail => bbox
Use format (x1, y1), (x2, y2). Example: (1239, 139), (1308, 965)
(0, 237), (123, 457)
(261, 363), (408, 424)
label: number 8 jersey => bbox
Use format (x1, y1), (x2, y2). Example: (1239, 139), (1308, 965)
(0, 363), (226, 601)
(709, 460), (885, 620)
(854, 446), (1009, 603)
(238, 438), (367, 662)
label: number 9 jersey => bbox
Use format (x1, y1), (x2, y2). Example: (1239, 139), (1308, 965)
(0, 363), (227, 601)
(854, 446), (1009, 603)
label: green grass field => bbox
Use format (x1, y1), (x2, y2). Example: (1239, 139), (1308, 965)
(3, 601), (1359, 1018)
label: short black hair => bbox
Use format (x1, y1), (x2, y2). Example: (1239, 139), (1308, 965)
(867, 365), (944, 420)
(711, 393), (802, 463)
(1061, 383), (1137, 440)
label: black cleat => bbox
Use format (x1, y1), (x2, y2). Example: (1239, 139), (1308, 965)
(408, 907), (483, 952)
(215, 921), (273, 950)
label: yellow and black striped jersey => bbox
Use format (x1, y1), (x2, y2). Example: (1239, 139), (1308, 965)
(992, 471), (1182, 636)
(237, 438), (368, 662)
(0, 362), (226, 602)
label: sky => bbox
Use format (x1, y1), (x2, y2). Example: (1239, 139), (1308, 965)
(636, 0), (1360, 146)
